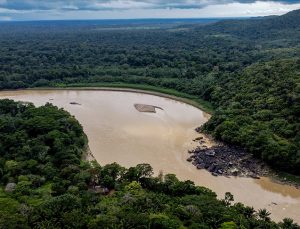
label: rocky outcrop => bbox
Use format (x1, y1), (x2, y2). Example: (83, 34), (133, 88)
(187, 137), (269, 178)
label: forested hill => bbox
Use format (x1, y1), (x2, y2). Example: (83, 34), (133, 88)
(0, 9), (299, 175)
(204, 59), (300, 174)
(199, 9), (300, 40)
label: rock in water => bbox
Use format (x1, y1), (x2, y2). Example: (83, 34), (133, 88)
(70, 102), (81, 105)
(186, 157), (193, 162)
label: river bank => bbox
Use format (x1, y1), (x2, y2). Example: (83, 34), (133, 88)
(188, 133), (270, 178)
(2, 86), (300, 187)
(1, 89), (300, 223)
(33, 82), (214, 114)
(187, 128), (300, 189)
(3, 86), (300, 188)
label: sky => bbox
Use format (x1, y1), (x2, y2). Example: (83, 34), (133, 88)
(0, 0), (300, 21)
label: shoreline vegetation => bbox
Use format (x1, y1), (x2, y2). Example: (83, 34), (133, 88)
(7, 85), (300, 188)
(0, 9), (298, 177)
(24, 85), (300, 188)
(37, 82), (214, 114)
(2, 99), (298, 228)
(0, 9), (300, 227)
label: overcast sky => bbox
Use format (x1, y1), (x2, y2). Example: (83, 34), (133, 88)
(0, 0), (299, 21)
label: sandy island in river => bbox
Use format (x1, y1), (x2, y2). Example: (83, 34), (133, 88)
(134, 103), (163, 113)
(1, 89), (300, 223)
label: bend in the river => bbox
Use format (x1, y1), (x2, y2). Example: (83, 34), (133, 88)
(0, 88), (300, 224)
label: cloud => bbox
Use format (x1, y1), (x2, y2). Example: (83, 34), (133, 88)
(0, 0), (299, 20)
(0, 0), (299, 11)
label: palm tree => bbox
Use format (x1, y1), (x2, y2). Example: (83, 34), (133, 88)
(279, 218), (299, 229)
(257, 209), (271, 222)
(224, 192), (234, 206)
(244, 206), (256, 219)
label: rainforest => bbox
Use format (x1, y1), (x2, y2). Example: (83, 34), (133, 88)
(0, 8), (300, 228)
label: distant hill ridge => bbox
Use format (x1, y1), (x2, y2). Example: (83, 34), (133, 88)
(200, 9), (300, 39)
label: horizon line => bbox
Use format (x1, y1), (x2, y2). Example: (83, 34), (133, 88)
(0, 16), (258, 23)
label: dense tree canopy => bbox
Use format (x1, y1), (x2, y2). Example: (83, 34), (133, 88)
(0, 11), (299, 173)
(0, 100), (298, 228)
(204, 59), (300, 174)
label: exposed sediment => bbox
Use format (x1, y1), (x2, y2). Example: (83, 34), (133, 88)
(134, 104), (163, 113)
(187, 129), (269, 178)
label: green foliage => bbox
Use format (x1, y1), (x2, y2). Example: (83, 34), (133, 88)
(1, 9), (300, 228)
(0, 100), (295, 228)
(1, 10), (299, 175)
(220, 221), (238, 229)
(0, 99), (86, 186)
(204, 59), (300, 174)
(124, 181), (143, 196)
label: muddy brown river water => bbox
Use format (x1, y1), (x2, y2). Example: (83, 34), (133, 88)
(1, 89), (300, 223)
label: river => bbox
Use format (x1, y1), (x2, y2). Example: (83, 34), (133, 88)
(0, 89), (299, 223)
